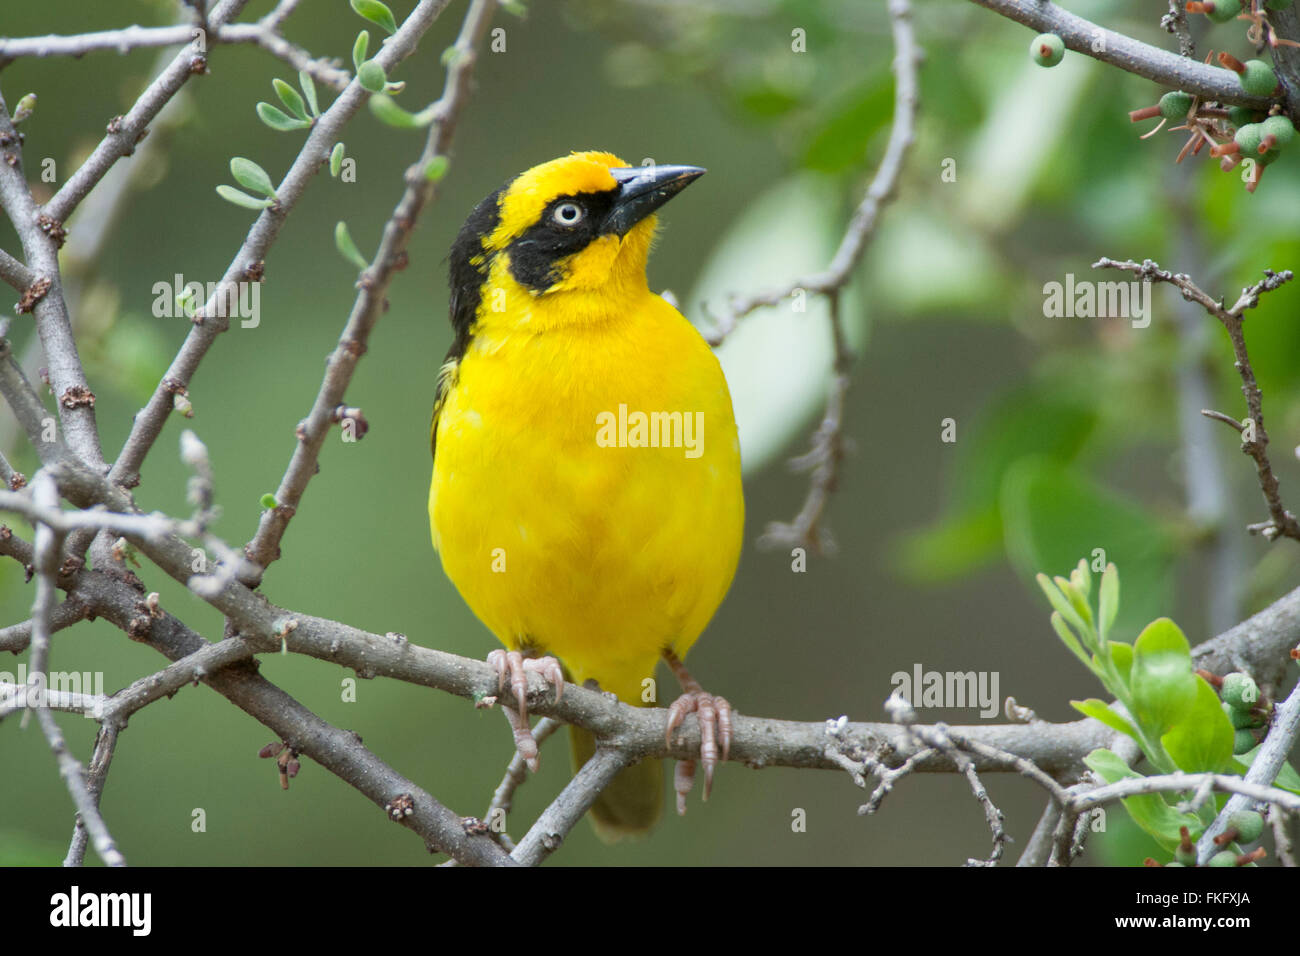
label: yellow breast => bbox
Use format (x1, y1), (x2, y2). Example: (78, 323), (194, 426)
(429, 292), (743, 703)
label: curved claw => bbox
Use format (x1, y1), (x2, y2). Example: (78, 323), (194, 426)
(485, 649), (563, 773)
(665, 689), (734, 808)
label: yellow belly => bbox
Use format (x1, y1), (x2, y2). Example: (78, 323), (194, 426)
(429, 295), (744, 704)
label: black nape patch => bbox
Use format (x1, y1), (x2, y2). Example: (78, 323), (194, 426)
(447, 185), (505, 343)
(434, 185), (505, 463)
(507, 190), (618, 293)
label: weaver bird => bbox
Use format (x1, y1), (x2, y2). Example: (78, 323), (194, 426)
(428, 151), (744, 839)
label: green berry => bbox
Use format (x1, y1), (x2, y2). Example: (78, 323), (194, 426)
(1030, 33), (1065, 68)
(1208, 849), (1238, 866)
(1224, 701), (1260, 728)
(1240, 59), (1278, 96)
(1233, 727), (1257, 754)
(1165, 861), (1186, 867)
(1262, 114), (1295, 148)
(1174, 843), (1198, 866)
(1221, 672), (1260, 709)
(1234, 123), (1264, 155)
(1206, 0), (1243, 22)
(1228, 106), (1262, 127)
(1159, 91), (1193, 119)
(1227, 810), (1265, 843)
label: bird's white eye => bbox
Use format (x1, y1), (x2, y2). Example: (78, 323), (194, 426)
(552, 201), (584, 226)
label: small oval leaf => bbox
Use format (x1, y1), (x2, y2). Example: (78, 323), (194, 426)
(256, 101), (311, 132)
(230, 157), (276, 198)
(352, 30), (370, 71)
(330, 142), (346, 178)
(216, 185), (273, 211)
(350, 0), (397, 35)
(335, 221), (369, 271)
(298, 70), (320, 117)
(273, 78), (309, 121)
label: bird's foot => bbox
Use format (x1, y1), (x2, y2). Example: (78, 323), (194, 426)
(487, 649), (563, 772)
(663, 651), (733, 815)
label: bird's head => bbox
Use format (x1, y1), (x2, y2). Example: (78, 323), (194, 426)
(448, 151), (704, 333)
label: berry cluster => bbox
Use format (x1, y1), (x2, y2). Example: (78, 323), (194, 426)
(1128, 51), (1294, 192)
(1031, 0), (1297, 192)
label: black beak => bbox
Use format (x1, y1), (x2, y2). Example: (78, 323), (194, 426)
(603, 164), (705, 237)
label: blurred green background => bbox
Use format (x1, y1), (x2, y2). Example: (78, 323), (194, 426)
(2, 0), (1299, 866)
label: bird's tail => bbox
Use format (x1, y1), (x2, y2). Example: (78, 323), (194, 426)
(569, 724), (663, 841)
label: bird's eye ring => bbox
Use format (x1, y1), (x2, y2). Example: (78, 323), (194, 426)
(552, 201), (584, 227)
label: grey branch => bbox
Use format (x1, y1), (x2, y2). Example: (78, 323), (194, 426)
(0, 247), (35, 292)
(966, 0), (1277, 110)
(510, 748), (633, 866)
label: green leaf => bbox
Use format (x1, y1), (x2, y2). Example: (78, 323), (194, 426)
(299, 70), (319, 117)
(229, 157), (276, 198)
(441, 46), (464, 67)
(216, 185), (274, 210)
(1108, 641), (1134, 684)
(357, 59), (387, 93)
(1036, 573), (1092, 648)
(502, 0), (528, 16)
(1161, 677), (1235, 773)
(334, 221), (369, 271)
(1130, 618), (1198, 736)
(330, 142), (346, 178)
(1084, 748), (1200, 850)
(1234, 746), (1300, 794)
(1050, 611), (1094, 671)
(1072, 698), (1140, 742)
(424, 155), (449, 181)
(350, 0), (397, 35)
(274, 78), (310, 121)
(352, 30), (370, 71)
(801, 76), (894, 174)
(368, 93), (433, 128)
(1099, 563), (1119, 642)
(256, 101), (311, 132)
(1054, 574), (1093, 629)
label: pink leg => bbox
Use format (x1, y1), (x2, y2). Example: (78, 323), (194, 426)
(487, 649), (563, 772)
(663, 650), (733, 815)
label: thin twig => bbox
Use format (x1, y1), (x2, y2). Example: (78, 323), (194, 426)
(744, 0), (919, 554)
(107, 0), (455, 491)
(1094, 257), (1299, 542)
(25, 472), (125, 866)
(240, 0), (497, 584)
(482, 716), (560, 853)
(65, 723), (119, 866)
(510, 747), (632, 866)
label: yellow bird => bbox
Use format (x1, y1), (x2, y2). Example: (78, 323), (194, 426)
(428, 151), (744, 838)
